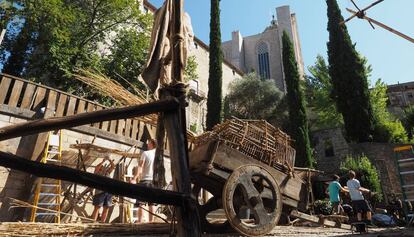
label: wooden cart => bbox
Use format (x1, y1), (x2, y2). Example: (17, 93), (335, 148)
(189, 119), (308, 236)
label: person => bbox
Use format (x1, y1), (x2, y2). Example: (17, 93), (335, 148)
(91, 154), (115, 222)
(346, 170), (372, 223)
(132, 139), (157, 223)
(326, 174), (348, 214)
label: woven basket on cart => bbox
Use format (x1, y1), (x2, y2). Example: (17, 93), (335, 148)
(193, 118), (296, 170)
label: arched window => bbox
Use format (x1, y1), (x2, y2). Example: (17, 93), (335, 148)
(257, 42), (270, 79)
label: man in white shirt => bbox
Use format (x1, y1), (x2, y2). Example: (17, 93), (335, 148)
(132, 139), (157, 223)
(347, 170), (372, 222)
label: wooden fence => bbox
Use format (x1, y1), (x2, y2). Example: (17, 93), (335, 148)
(0, 73), (156, 143)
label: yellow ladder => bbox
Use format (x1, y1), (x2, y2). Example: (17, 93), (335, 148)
(30, 130), (63, 223)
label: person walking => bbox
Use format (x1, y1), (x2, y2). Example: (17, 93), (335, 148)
(91, 154), (115, 222)
(347, 170), (372, 223)
(327, 174), (348, 214)
(132, 139), (157, 223)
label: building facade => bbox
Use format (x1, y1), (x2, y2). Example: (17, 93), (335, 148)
(387, 81), (414, 116)
(221, 6), (304, 93)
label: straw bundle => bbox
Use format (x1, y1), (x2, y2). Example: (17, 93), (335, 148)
(74, 69), (157, 125)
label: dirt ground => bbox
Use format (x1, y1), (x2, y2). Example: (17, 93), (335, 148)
(1, 222), (414, 237)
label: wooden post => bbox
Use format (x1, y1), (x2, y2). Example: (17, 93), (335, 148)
(163, 0), (201, 236)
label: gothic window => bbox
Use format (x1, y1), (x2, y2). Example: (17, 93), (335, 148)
(257, 42), (270, 79)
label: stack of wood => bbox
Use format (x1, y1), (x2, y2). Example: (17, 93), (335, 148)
(193, 118), (296, 170)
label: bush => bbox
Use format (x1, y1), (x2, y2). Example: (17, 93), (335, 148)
(340, 154), (383, 202)
(313, 199), (333, 215)
(374, 120), (409, 143)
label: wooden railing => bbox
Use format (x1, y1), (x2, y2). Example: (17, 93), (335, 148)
(0, 73), (155, 143)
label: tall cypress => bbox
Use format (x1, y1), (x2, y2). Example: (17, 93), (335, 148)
(326, 0), (375, 142)
(282, 31), (314, 168)
(206, 0), (223, 131)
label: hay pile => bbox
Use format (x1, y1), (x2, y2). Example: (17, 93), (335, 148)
(74, 69), (157, 125)
(0, 222), (170, 236)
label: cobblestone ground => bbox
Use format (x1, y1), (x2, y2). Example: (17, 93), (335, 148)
(204, 226), (414, 237)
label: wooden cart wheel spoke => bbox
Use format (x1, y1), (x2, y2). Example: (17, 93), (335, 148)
(223, 165), (282, 237)
(250, 201), (271, 224)
(192, 185), (231, 233)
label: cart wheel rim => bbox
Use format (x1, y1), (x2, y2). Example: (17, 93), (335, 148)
(222, 164), (282, 236)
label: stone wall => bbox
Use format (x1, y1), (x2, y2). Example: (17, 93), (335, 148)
(312, 127), (350, 173)
(313, 127), (409, 203)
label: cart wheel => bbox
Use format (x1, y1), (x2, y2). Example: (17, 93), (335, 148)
(192, 185), (231, 233)
(222, 165), (282, 236)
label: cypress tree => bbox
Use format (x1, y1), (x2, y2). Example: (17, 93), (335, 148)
(282, 31), (314, 168)
(206, 0), (223, 131)
(326, 0), (375, 142)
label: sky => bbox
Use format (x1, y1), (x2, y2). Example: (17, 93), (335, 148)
(148, 0), (414, 86)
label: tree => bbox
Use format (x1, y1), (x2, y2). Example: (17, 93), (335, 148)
(103, 27), (151, 92)
(326, 0), (375, 143)
(305, 55), (343, 130)
(1, 0), (150, 98)
(282, 31), (314, 168)
(403, 106), (414, 140)
(370, 79), (408, 143)
(206, 0), (223, 131)
(223, 73), (287, 127)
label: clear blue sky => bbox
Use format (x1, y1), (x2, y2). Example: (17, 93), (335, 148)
(148, 0), (414, 86)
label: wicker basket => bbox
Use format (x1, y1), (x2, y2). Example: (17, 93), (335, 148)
(193, 118), (296, 169)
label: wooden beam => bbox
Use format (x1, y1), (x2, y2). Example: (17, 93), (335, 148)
(0, 151), (188, 206)
(290, 210), (351, 230)
(346, 8), (414, 44)
(0, 98), (179, 141)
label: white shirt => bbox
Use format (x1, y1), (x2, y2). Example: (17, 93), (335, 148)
(347, 178), (364, 201)
(140, 149), (156, 181)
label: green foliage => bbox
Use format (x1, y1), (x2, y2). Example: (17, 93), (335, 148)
(1, 0), (151, 101)
(189, 123), (198, 133)
(305, 55), (343, 130)
(184, 55), (198, 82)
(282, 31), (314, 168)
(313, 200), (333, 215)
(326, 0), (375, 143)
(403, 106), (414, 140)
(102, 26), (151, 92)
(340, 154), (383, 202)
(370, 79), (408, 143)
(223, 73), (287, 128)
(206, 0), (223, 131)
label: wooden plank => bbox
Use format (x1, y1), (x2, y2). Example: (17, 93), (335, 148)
(55, 94), (68, 117)
(46, 91), (58, 116)
(0, 76), (12, 104)
(94, 106), (103, 128)
(137, 121), (145, 142)
(20, 83), (36, 109)
(77, 100), (86, 114)
(189, 140), (218, 174)
(8, 80), (24, 107)
(124, 119), (132, 138)
(290, 210), (351, 230)
(131, 119), (139, 140)
(66, 97), (77, 116)
(117, 119), (125, 135)
(32, 87), (47, 111)
(109, 120), (117, 134)
(86, 103), (95, 127)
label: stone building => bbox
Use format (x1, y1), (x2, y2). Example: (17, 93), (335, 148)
(387, 81), (414, 116)
(221, 6), (304, 93)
